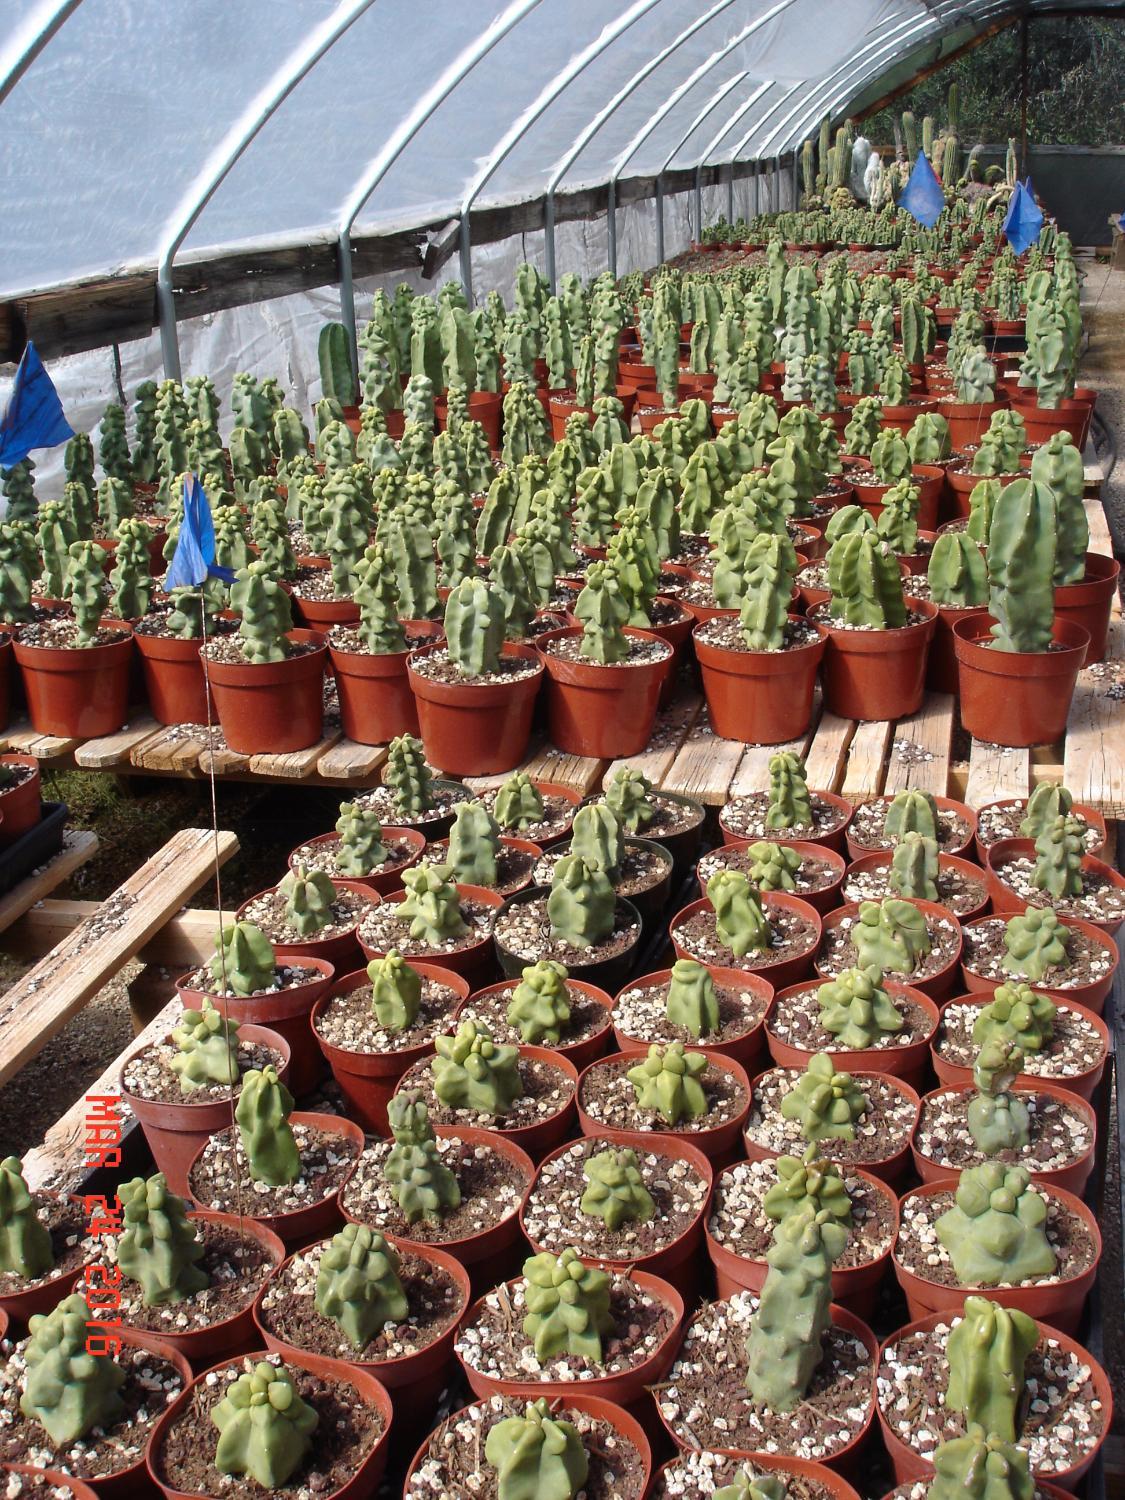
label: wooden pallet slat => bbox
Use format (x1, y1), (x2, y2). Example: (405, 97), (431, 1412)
(600, 694), (703, 789)
(0, 831), (99, 935)
(197, 743), (252, 777)
(841, 719), (894, 803)
(316, 739), (388, 781)
(883, 694), (956, 797)
(74, 716), (163, 769)
(4, 723), (82, 760)
(661, 708), (745, 805)
(248, 730), (343, 780)
(1063, 618), (1125, 818)
(726, 692), (823, 800)
(802, 711), (856, 793)
(130, 725), (208, 773)
(966, 738), (1032, 806)
(5, 901), (220, 968)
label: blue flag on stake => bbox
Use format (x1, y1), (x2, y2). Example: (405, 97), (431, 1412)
(163, 474), (236, 591)
(898, 152), (945, 228)
(0, 342), (74, 469)
(1002, 180), (1044, 256)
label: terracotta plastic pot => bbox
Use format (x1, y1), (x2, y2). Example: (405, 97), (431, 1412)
(891, 1177), (1100, 1335)
(940, 396), (1010, 450)
(926, 601), (989, 693)
(134, 630), (213, 725)
(287, 827), (426, 898)
(844, 850), (990, 924)
(206, 628), (327, 753)
(291, 582), (360, 631)
(973, 799), (1107, 865)
(536, 626), (672, 758)
(647, 599), (696, 707)
(328, 630), (442, 745)
(875, 1309), (1112, 1492)
(765, 979), (940, 1090)
(493, 886), (643, 992)
(422, 1044), (577, 1163)
(236, 879), (379, 976)
(1, 1467), (98, 1500)
(931, 992), (1109, 1102)
(0, 1193), (91, 1327)
(671, 890), (823, 990)
(955, 613), (1090, 748)
(845, 795), (977, 863)
(695, 617), (826, 744)
(1053, 552), (1121, 665)
(14, 622), (134, 737)
(813, 601), (937, 722)
(408, 641), (543, 777)
(548, 393), (593, 440)
(1009, 398), (1084, 447)
(707, 1161), (899, 1321)
(146, 1345), (393, 1500)
(958, 911), (1118, 1015)
(612, 965), (772, 1072)
(187, 1112), (364, 1246)
(120, 1023), (292, 1196)
(458, 1265), (684, 1411)
(0, 753), (41, 844)
(816, 898), (963, 1000)
(984, 837), (1125, 937)
(311, 963), (470, 1133)
(657, 1452), (863, 1500)
(456, 976), (613, 1071)
(358, 881), (504, 987)
(520, 1132), (712, 1294)
(854, 465), (944, 529)
(718, 790), (854, 856)
(576, 1050), (751, 1167)
(912, 1081), (1096, 1194)
(744, 1066), (921, 1185)
(700, 840), (847, 916)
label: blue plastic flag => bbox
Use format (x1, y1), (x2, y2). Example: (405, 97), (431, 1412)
(898, 152), (945, 228)
(1002, 180), (1044, 256)
(1118, 209), (1125, 232)
(163, 474), (236, 591)
(0, 342), (74, 469)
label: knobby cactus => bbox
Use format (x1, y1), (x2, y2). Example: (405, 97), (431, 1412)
(744, 1209), (848, 1411)
(740, 533), (797, 651)
(1019, 783), (1073, 838)
(117, 1174), (209, 1304)
(626, 1042), (709, 1126)
(315, 1223), (408, 1347)
(19, 1295), (126, 1444)
(334, 801), (388, 877)
(890, 831), (940, 901)
(212, 1360), (319, 1488)
(968, 1037), (1030, 1155)
(493, 772), (545, 831)
(235, 1066), (300, 1186)
(780, 1053), (868, 1141)
(231, 561), (293, 663)
(522, 1247), (613, 1363)
(507, 959), (572, 1044)
(1001, 907), (1069, 982)
(279, 865), (337, 937)
(383, 1090), (461, 1224)
(580, 1146), (656, 1231)
(546, 854), (616, 949)
(368, 949), (422, 1032)
(432, 1019), (523, 1115)
(826, 532), (907, 629)
(762, 1145), (852, 1226)
(766, 753), (813, 829)
(603, 766), (656, 833)
(574, 559), (631, 665)
(383, 734), (435, 819)
(851, 898), (931, 974)
(816, 965), (904, 1049)
(1032, 814), (1085, 899)
(885, 789), (939, 841)
(170, 999), (239, 1093)
(665, 956), (720, 1038)
(570, 802), (624, 878)
(484, 1397), (589, 1500)
(396, 864), (469, 945)
(65, 540), (108, 645)
(928, 1426), (1034, 1500)
(1029, 432), (1087, 585)
(446, 800), (502, 887)
(946, 1296), (1037, 1442)
(0, 1156), (54, 1277)
(747, 841), (801, 893)
(714, 1471), (789, 1500)
(708, 869), (771, 957)
(972, 984), (1055, 1055)
(211, 921), (276, 996)
(935, 1163), (1056, 1286)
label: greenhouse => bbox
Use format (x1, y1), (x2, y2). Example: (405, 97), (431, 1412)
(0, 0), (1122, 1495)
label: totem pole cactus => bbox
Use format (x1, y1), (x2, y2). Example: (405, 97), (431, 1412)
(928, 530), (989, 606)
(707, 869), (772, 957)
(928, 1426), (1034, 1500)
(546, 854), (616, 949)
(766, 752), (814, 830)
(278, 865), (337, 937)
(826, 533), (907, 629)
(19, 1295), (126, 1444)
(492, 771), (545, 831)
(64, 540), (108, 645)
(780, 1053), (868, 1141)
(0, 1156), (54, 1277)
(235, 1066), (301, 1186)
(212, 1360), (318, 1488)
(432, 1019), (523, 1114)
(885, 789), (939, 841)
(747, 842), (802, 892)
(973, 983), (1055, 1055)
(851, 897), (931, 973)
(986, 479), (1057, 654)
(762, 1145), (852, 1226)
(522, 1247), (613, 1362)
(383, 1091), (461, 1223)
(210, 921), (276, 996)
(315, 1223), (408, 1347)
(574, 559), (631, 665)
(1032, 814), (1086, 899)
(334, 801), (389, 877)
(626, 1042), (709, 1125)
(1019, 783), (1073, 838)
(816, 966), (904, 1049)
(580, 1146), (656, 1231)
(507, 959), (572, 1044)
(368, 949), (422, 1032)
(1001, 907), (1070, 982)
(383, 733), (436, 819)
(117, 1174), (209, 1304)
(744, 1209), (847, 1410)
(936, 1162), (1056, 1285)
(968, 1037), (1030, 1155)
(395, 864), (469, 945)
(890, 831), (941, 900)
(946, 1297), (1037, 1442)
(665, 957), (720, 1038)
(230, 560), (293, 664)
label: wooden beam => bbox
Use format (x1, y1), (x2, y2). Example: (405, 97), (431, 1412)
(0, 828), (237, 1089)
(855, 17), (1018, 123)
(4, 900), (221, 968)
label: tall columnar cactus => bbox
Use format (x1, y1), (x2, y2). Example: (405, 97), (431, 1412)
(744, 1209), (848, 1411)
(928, 530), (989, 607)
(334, 801), (388, 878)
(98, 403), (132, 481)
(928, 1426), (1034, 1500)
(766, 753), (813, 829)
(446, 800), (502, 887)
(1032, 814), (1086, 899)
(580, 1146), (655, 1231)
(0, 1156), (54, 1277)
(1029, 433), (1087, 585)
(973, 984), (1055, 1055)
(235, 1066), (300, 1186)
(507, 959), (572, 1044)
(890, 831), (940, 900)
(1018, 783), (1073, 838)
(117, 1174), (209, 1304)
(626, 1042), (709, 1125)
(740, 533), (797, 651)
(170, 998), (239, 1094)
(521, 1247), (613, 1363)
(816, 965), (904, 1049)
(876, 480), (921, 554)
(432, 1018), (523, 1115)
(212, 1360), (319, 1488)
(570, 802), (625, 879)
(231, 560), (293, 663)
(2, 459), (37, 525)
(956, 348), (998, 404)
(1001, 906), (1070, 982)
(315, 1223), (408, 1347)
(707, 869), (772, 957)
(108, 516), (154, 620)
(762, 1146), (852, 1226)
(383, 734), (436, 819)
(781, 1052), (868, 1141)
(946, 1297), (1037, 1442)
(546, 854), (616, 949)
(19, 1295), (127, 1444)
(826, 533), (907, 629)
(574, 559), (631, 665)
(367, 949), (422, 1033)
(485, 1397), (589, 1500)
(665, 957), (720, 1038)
(211, 921), (276, 996)
(987, 479), (1057, 654)
(852, 897), (931, 973)
(396, 863), (469, 945)
(935, 1163), (1056, 1286)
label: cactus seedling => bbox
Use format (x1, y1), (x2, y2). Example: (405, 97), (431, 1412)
(890, 831), (941, 901)
(383, 733), (435, 819)
(395, 863), (469, 946)
(626, 1042), (709, 1125)
(574, 559), (631, 665)
(278, 865), (337, 938)
(664, 957), (720, 1038)
(484, 1396), (589, 1500)
(603, 766), (657, 834)
(210, 921), (276, 997)
(972, 984), (1055, 1055)
(816, 965), (904, 1049)
(315, 1223), (408, 1348)
(521, 1247), (613, 1363)
(885, 789), (939, 841)
(747, 841), (802, 893)
(968, 1036), (1030, 1155)
(762, 1145), (852, 1226)
(235, 1066), (300, 1186)
(570, 802), (624, 878)
(493, 773), (545, 831)
(507, 959), (572, 1044)
(1001, 907), (1070, 982)
(117, 1174), (209, 1304)
(580, 1146), (656, 1231)
(334, 801), (389, 876)
(744, 1209), (848, 1411)
(928, 530), (989, 607)
(367, 949), (422, 1032)
(170, 999), (239, 1093)
(1018, 783), (1073, 838)
(212, 1359), (318, 1488)
(946, 1296), (1037, 1442)
(852, 898), (932, 973)
(715, 1471), (789, 1500)
(935, 1162), (1056, 1285)
(546, 854), (616, 949)
(383, 1091), (461, 1224)
(928, 1425), (1034, 1500)
(19, 1295), (127, 1444)
(780, 1053), (868, 1142)
(766, 753), (813, 829)
(1032, 814), (1086, 899)
(432, 1018), (523, 1115)
(0, 1156), (54, 1277)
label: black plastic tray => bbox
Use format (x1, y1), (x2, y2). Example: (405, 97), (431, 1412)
(0, 800), (67, 897)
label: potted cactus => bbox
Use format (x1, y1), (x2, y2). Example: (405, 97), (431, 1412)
(0, 1154), (98, 1327)
(356, 862), (504, 985)
(669, 868), (823, 990)
(355, 731), (468, 839)
(925, 528), (990, 692)
(816, 894), (964, 999)
(421, 798), (544, 901)
(959, 905), (1118, 1016)
(235, 865), (380, 973)
(845, 788), (976, 861)
(0, 753), (42, 844)
(476, 770), (581, 849)
(973, 783), (1107, 865)
(527, 801), (672, 926)
(454, 958), (614, 1070)
(611, 957), (773, 1070)
(287, 800), (425, 897)
(719, 753), (854, 854)
(133, 586), (233, 725)
(983, 816), (1125, 936)
(655, 1450), (864, 1500)
(941, 344), (1010, 449)
(698, 837), (847, 916)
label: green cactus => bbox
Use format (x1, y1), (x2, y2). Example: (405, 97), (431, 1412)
(884, 789), (939, 841)
(597, 772), (654, 840)
(382, 734), (436, 819)
(573, 559), (631, 666)
(1001, 906), (1070, 982)
(968, 1036), (1030, 1154)
(879, 360), (913, 411)
(1, 460), (36, 525)
(707, 869), (772, 957)
(212, 1359), (318, 1488)
(780, 1052), (869, 1142)
(117, 1173), (209, 1304)
(19, 1294), (127, 1444)
(928, 1425), (1034, 1500)
(744, 1209), (848, 1411)
(383, 1091), (461, 1224)
(169, 998), (239, 1094)
(108, 516), (153, 620)
(1032, 814), (1086, 899)
(742, 841), (799, 894)
(1018, 784), (1072, 839)
(876, 479), (921, 554)
(816, 965), (904, 1049)
(890, 831), (941, 901)
(973, 983), (1055, 1055)
(928, 531), (989, 607)
(446, 799), (502, 887)
(851, 897), (931, 973)
(0, 1156), (53, 1277)
(235, 1065), (300, 1186)
(35, 501), (75, 600)
(0, 520), (38, 622)
(826, 533), (907, 629)
(762, 1145), (852, 1226)
(230, 560), (293, 664)
(61, 539), (107, 645)
(1029, 433), (1087, 585)
(366, 949), (422, 1032)
(580, 1146), (656, 1231)
(956, 348), (998, 404)
(395, 863), (469, 945)
(935, 1162), (1056, 1286)
(491, 772), (544, 832)
(315, 1223), (408, 1348)
(432, 1018), (523, 1115)
(507, 959), (572, 1044)
(546, 854), (616, 949)
(277, 865), (336, 938)
(739, 533), (797, 651)
(843, 397), (884, 457)
(986, 479), (1058, 654)
(330, 801), (387, 877)
(484, 1396), (589, 1500)
(570, 802), (624, 880)
(900, 296), (928, 367)
(626, 1041), (709, 1125)
(946, 1297), (1037, 1442)
(964, 479), (1001, 548)
(522, 1246), (613, 1363)
(210, 921), (276, 997)
(766, 753), (814, 829)
(664, 956), (720, 1038)
(97, 403), (132, 482)
(442, 576), (506, 678)
(714, 1471), (789, 1500)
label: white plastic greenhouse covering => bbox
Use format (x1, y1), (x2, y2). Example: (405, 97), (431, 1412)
(0, 0), (1103, 492)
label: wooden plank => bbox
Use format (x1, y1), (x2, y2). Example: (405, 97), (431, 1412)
(802, 712), (856, 793)
(3, 723), (81, 760)
(0, 828), (237, 1090)
(248, 730), (343, 780)
(661, 709), (745, 805)
(74, 716), (163, 769)
(1063, 617), (1125, 817)
(966, 738), (1031, 806)
(884, 694), (956, 797)
(520, 744), (606, 798)
(602, 693), (703, 790)
(130, 725), (208, 773)
(727, 691), (822, 800)
(5, 902), (219, 969)
(841, 719), (894, 803)
(0, 832), (99, 935)
(197, 743), (252, 777)
(317, 740), (388, 781)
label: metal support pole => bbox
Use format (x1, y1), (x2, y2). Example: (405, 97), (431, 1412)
(607, 179), (617, 278)
(726, 163), (734, 223)
(459, 214), (473, 306)
(694, 165), (703, 240)
(545, 188), (557, 292)
(655, 174), (665, 264)
(337, 228), (357, 392)
(1019, 13), (1029, 175)
(753, 161), (760, 217)
(0, 0), (83, 108)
